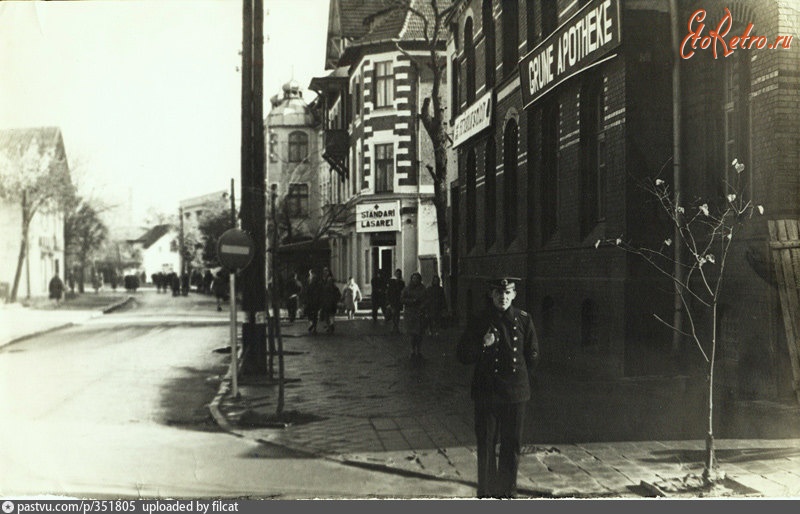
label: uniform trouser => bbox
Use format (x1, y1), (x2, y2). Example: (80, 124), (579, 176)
(474, 399), (526, 498)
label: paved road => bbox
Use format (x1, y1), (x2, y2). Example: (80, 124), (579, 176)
(0, 292), (473, 498)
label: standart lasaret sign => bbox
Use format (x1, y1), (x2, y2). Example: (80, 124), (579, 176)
(452, 91), (492, 148)
(356, 201), (401, 233)
(518, 0), (621, 109)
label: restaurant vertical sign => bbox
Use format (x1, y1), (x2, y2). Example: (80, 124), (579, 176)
(518, 0), (622, 109)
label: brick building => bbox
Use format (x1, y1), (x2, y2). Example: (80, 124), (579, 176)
(309, 0), (446, 293)
(447, 0), (799, 400)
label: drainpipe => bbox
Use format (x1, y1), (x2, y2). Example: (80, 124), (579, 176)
(670, 0), (683, 359)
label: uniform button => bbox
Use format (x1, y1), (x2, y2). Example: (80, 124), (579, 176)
(513, 358), (517, 362)
(513, 347), (518, 351)
(513, 336), (518, 341)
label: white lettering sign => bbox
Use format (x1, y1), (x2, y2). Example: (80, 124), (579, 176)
(356, 201), (401, 233)
(452, 92), (493, 148)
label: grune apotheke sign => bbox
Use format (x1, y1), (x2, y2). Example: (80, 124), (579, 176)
(518, 0), (621, 109)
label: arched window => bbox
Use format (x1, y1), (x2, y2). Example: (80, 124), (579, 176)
(466, 149), (477, 251)
(485, 139), (496, 249)
(579, 74), (605, 238)
(288, 131), (309, 162)
(541, 0), (557, 38)
(451, 56), (460, 121)
(501, 0), (519, 79)
(482, 0), (495, 88)
(541, 99), (559, 242)
(464, 17), (476, 104)
(503, 119), (518, 245)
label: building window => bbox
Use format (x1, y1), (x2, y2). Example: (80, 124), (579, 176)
(501, 0), (519, 79)
(542, 0), (557, 38)
(374, 61), (394, 108)
(286, 183), (309, 217)
(485, 139), (496, 249)
(482, 0), (495, 88)
(354, 75), (362, 117)
(288, 131), (308, 162)
(724, 49), (750, 198)
(466, 149), (477, 251)
(541, 99), (559, 242)
(579, 74), (605, 239)
(503, 119), (518, 245)
(451, 57), (460, 121)
(526, 0), (537, 47)
(464, 17), (476, 104)
(374, 144), (394, 193)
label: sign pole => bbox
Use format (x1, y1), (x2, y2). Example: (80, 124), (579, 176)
(217, 228), (255, 399)
(229, 271), (239, 398)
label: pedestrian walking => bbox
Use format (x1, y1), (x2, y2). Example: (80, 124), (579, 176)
(304, 269), (322, 334)
(286, 272), (303, 323)
(370, 270), (387, 322)
(342, 277), (362, 320)
(213, 270), (229, 311)
(424, 275), (447, 336)
(456, 277), (540, 498)
(170, 272), (180, 296)
(386, 269), (405, 333)
(319, 268), (339, 333)
(48, 272), (64, 306)
(401, 272), (426, 358)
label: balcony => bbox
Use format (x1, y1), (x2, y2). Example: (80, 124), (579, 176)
(323, 129), (349, 180)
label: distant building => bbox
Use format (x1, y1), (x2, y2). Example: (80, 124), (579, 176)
(266, 79), (330, 280)
(0, 127), (68, 300)
(131, 224), (180, 280)
(179, 190), (234, 269)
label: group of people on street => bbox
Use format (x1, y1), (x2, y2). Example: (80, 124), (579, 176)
(301, 267), (342, 334)
(369, 269), (447, 357)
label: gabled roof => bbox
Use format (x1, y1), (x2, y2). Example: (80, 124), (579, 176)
(134, 224), (175, 250)
(0, 127), (66, 160)
(335, 0), (450, 66)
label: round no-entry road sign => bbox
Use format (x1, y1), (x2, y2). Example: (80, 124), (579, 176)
(217, 228), (255, 270)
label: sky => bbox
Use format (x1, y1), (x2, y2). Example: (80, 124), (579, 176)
(0, 0), (329, 229)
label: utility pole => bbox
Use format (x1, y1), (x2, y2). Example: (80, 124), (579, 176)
(240, 0), (268, 375)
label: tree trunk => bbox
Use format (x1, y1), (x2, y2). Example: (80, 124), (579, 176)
(703, 301), (718, 481)
(9, 193), (30, 303)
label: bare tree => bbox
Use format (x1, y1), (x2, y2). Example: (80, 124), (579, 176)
(389, 0), (453, 281)
(65, 198), (109, 294)
(0, 139), (73, 302)
(597, 159), (763, 483)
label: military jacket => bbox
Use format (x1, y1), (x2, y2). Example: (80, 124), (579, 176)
(457, 306), (539, 403)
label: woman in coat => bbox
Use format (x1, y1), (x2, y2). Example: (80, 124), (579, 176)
(401, 272), (427, 358)
(341, 277), (362, 320)
(319, 268), (339, 333)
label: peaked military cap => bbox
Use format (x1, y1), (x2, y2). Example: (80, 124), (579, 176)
(487, 277), (520, 292)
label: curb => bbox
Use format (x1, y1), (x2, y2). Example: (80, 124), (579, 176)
(0, 322), (77, 349)
(0, 295), (135, 349)
(102, 296), (135, 314)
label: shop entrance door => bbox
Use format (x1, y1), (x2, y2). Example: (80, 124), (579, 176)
(371, 246), (394, 278)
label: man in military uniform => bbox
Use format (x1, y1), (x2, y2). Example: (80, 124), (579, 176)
(457, 277), (539, 498)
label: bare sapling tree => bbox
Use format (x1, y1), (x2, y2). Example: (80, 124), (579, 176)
(597, 159), (764, 482)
